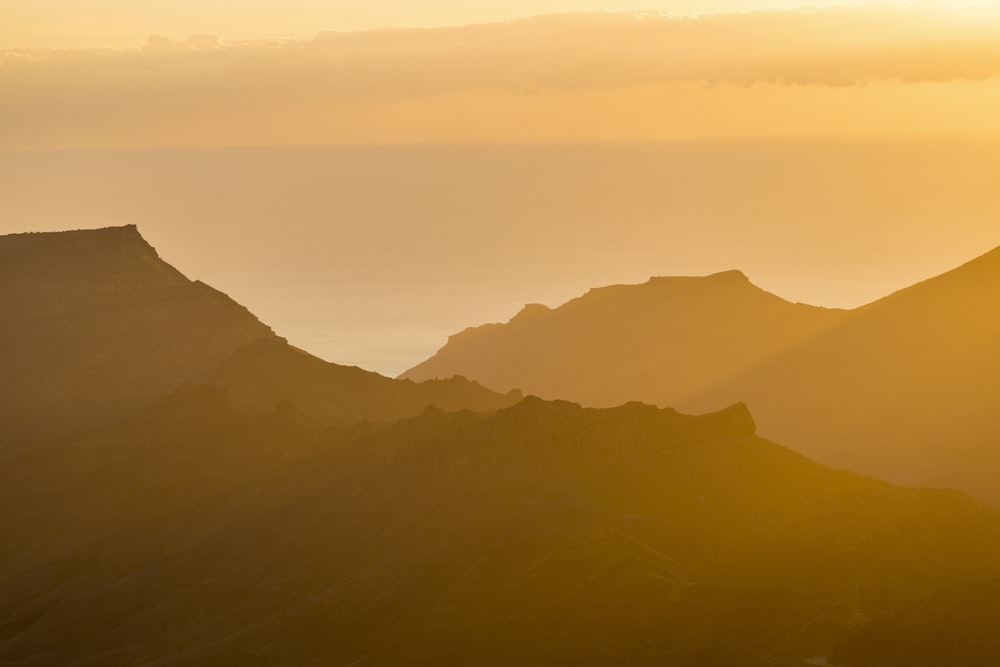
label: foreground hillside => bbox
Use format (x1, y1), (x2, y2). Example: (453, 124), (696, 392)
(0, 226), (516, 449)
(403, 247), (1000, 503)
(833, 577), (1000, 666)
(2, 392), (998, 666)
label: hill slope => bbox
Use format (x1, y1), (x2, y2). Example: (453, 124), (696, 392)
(832, 577), (1000, 667)
(402, 249), (1000, 503)
(0, 226), (516, 448)
(698, 245), (1000, 503)
(2, 394), (998, 666)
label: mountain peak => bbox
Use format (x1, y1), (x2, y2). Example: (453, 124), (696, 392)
(0, 225), (187, 289)
(511, 302), (551, 323)
(707, 269), (750, 282)
(643, 270), (753, 290)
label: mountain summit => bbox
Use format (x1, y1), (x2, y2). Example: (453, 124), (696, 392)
(0, 225), (188, 289)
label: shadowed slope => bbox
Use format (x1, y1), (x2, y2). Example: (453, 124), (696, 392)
(402, 271), (846, 409)
(2, 394), (998, 666)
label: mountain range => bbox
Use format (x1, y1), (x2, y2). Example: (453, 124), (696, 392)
(403, 247), (1000, 504)
(2, 225), (998, 665)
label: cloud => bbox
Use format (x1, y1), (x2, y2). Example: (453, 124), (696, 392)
(2, 5), (1000, 148)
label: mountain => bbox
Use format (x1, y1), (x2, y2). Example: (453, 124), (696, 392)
(696, 245), (1000, 503)
(0, 225), (278, 445)
(402, 248), (1000, 504)
(403, 271), (847, 408)
(2, 393), (998, 666)
(0, 226), (516, 449)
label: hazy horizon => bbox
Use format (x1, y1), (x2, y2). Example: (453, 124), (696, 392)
(3, 139), (998, 376)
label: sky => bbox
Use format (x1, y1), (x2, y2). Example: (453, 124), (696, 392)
(2, 0), (999, 372)
(3, 2), (1000, 149)
(0, 0), (955, 48)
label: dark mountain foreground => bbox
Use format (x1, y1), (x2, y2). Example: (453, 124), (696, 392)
(0, 226), (516, 450)
(402, 247), (1000, 504)
(2, 393), (998, 666)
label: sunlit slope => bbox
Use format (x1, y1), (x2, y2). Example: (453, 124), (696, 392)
(0, 226), (515, 448)
(402, 271), (847, 408)
(2, 394), (998, 666)
(697, 245), (1000, 503)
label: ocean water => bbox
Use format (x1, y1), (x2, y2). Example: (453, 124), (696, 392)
(2, 140), (998, 376)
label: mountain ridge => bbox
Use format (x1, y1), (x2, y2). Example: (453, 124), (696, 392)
(3, 390), (998, 665)
(402, 268), (849, 407)
(401, 244), (1000, 503)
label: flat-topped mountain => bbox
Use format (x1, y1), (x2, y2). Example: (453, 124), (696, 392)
(3, 393), (998, 665)
(402, 247), (1000, 503)
(0, 226), (515, 447)
(403, 270), (847, 409)
(0, 225), (190, 289)
(0, 226), (278, 444)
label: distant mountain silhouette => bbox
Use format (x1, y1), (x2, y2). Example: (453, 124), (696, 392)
(3, 393), (998, 666)
(402, 249), (1000, 503)
(403, 271), (846, 408)
(0, 226), (515, 448)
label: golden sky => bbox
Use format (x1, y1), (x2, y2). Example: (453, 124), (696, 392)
(3, 3), (1000, 148)
(3, 1), (976, 48)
